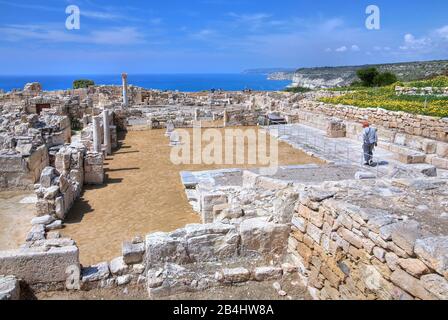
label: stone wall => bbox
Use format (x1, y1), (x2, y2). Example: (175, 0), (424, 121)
(288, 183), (448, 300)
(0, 145), (49, 190)
(296, 99), (448, 143)
(396, 86), (448, 97)
(35, 144), (85, 220)
(84, 152), (104, 185)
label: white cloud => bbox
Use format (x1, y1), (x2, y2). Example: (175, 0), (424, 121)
(436, 25), (448, 40)
(351, 45), (360, 51)
(335, 46), (347, 52)
(0, 24), (145, 45)
(400, 33), (431, 51)
(190, 29), (217, 40)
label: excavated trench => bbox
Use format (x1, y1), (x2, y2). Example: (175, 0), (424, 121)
(61, 128), (322, 265)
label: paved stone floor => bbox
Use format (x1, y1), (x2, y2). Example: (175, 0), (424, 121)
(265, 124), (448, 179)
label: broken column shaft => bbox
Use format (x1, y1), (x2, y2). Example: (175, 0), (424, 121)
(122, 73), (128, 107)
(92, 116), (102, 153)
(103, 110), (112, 155)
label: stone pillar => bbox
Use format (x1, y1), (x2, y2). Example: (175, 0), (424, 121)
(103, 110), (112, 155)
(122, 73), (128, 107)
(223, 110), (229, 127)
(194, 108), (200, 121)
(92, 116), (102, 153)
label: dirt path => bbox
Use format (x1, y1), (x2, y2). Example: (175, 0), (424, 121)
(62, 128), (320, 265)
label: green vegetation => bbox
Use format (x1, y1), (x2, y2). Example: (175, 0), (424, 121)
(356, 67), (398, 87)
(284, 86), (313, 93)
(404, 76), (448, 88)
(73, 79), (95, 89)
(320, 82), (448, 118)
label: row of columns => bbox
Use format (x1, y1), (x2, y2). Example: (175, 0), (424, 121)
(92, 109), (112, 155)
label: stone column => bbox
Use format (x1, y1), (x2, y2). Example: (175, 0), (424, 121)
(194, 108), (200, 121)
(103, 110), (112, 155)
(223, 110), (229, 127)
(122, 73), (128, 107)
(92, 116), (102, 153)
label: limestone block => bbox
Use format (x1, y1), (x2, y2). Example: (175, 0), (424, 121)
(145, 232), (189, 268)
(420, 274), (448, 300)
(46, 220), (63, 231)
(216, 268), (250, 284)
(0, 246), (80, 284)
(0, 275), (20, 300)
(31, 215), (55, 225)
(200, 192), (228, 223)
(82, 262), (110, 282)
(272, 189), (299, 224)
(253, 267), (283, 281)
(390, 269), (435, 300)
(240, 218), (290, 256)
(414, 236), (448, 277)
(398, 259), (429, 277)
(184, 223), (239, 262)
(326, 119), (346, 138)
(40, 166), (56, 188)
(109, 256), (129, 276)
(122, 241), (145, 265)
(390, 221), (423, 256)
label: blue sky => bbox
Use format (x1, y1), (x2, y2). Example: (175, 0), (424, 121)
(0, 0), (447, 75)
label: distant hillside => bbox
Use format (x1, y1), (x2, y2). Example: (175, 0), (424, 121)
(289, 60), (448, 89)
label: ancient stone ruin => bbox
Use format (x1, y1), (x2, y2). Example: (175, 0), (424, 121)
(0, 79), (447, 300)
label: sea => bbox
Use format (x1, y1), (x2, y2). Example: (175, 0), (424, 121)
(0, 74), (291, 93)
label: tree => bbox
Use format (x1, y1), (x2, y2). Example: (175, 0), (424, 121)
(374, 72), (398, 86)
(73, 79), (95, 89)
(356, 67), (379, 87)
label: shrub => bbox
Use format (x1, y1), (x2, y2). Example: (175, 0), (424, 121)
(284, 86), (312, 93)
(73, 79), (95, 89)
(374, 72), (398, 86)
(356, 67), (379, 87)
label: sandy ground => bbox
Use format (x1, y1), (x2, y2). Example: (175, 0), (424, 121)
(62, 128), (321, 265)
(0, 191), (36, 250)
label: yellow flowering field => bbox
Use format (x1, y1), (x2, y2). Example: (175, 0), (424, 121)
(320, 85), (448, 118)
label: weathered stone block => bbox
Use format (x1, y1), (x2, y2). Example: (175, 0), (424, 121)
(184, 223), (239, 262)
(240, 218), (290, 256)
(0, 275), (20, 300)
(216, 268), (250, 284)
(420, 274), (448, 300)
(390, 269), (435, 300)
(122, 241), (145, 265)
(414, 236), (448, 277)
(82, 262), (110, 282)
(0, 246), (79, 284)
(253, 267), (283, 281)
(145, 232), (189, 268)
(109, 256), (128, 276)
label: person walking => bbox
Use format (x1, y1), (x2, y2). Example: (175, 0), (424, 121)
(362, 121), (378, 166)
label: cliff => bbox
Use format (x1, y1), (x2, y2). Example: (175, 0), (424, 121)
(285, 60), (448, 89)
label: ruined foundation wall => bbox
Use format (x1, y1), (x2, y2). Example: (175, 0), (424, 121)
(288, 190), (448, 300)
(298, 99), (448, 142)
(0, 145), (49, 190)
